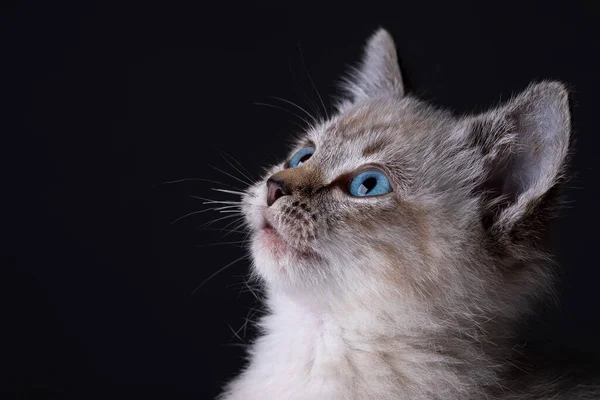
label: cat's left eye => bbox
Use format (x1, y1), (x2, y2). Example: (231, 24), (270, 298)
(348, 169), (392, 197)
(287, 147), (315, 168)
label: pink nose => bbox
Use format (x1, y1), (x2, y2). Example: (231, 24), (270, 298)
(266, 177), (289, 207)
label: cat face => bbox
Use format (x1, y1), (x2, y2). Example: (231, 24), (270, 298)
(243, 99), (463, 296)
(242, 29), (570, 306)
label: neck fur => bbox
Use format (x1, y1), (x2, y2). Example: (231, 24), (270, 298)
(243, 286), (507, 400)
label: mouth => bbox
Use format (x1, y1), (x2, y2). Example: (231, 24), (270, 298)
(259, 216), (284, 243)
(256, 217), (288, 255)
(255, 213), (317, 261)
(262, 220), (275, 233)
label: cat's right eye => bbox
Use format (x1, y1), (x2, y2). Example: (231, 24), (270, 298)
(286, 147), (315, 168)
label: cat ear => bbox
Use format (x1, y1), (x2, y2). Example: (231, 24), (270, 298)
(465, 81), (571, 241)
(342, 28), (405, 102)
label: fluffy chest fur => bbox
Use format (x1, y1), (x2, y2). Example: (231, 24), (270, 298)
(221, 293), (499, 400)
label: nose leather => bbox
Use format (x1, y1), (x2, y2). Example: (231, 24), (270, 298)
(265, 167), (321, 207)
(266, 177), (288, 206)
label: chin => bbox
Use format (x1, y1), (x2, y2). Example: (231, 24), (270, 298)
(250, 236), (292, 288)
(249, 224), (322, 288)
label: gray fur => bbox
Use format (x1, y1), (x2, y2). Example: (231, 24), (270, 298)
(219, 28), (598, 399)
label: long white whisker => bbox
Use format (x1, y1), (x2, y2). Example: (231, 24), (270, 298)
(209, 165), (253, 187)
(221, 217), (245, 231)
(170, 208), (224, 224)
(270, 96), (317, 125)
(198, 228), (247, 234)
(220, 220), (248, 240)
(212, 188), (246, 196)
(253, 102), (311, 128)
(195, 240), (248, 248)
(189, 195), (242, 205)
(287, 57), (315, 120)
(199, 214), (242, 228)
(152, 178), (243, 190)
(191, 254), (248, 294)
(297, 41), (328, 121)
(220, 150), (255, 180)
(219, 152), (255, 186)
(213, 205), (240, 211)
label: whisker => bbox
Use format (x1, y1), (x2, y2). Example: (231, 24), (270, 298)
(152, 178), (243, 190)
(235, 310), (253, 342)
(199, 214), (242, 228)
(243, 282), (261, 302)
(220, 217), (246, 231)
(191, 254), (248, 294)
(220, 230), (248, 241)
(219, 151), (255, 186)
(253, 102), (311, 128)
(243, 307), (262, 338)
(195, 240), (248, 248)
(219, 224), (253, 242)
(220, 220), (248, 240)
(209, 165), (253, 187)
(212, 188), (246, 196)
(220, 150), (255, 179)
(297, 41), (328, 121)
(220, 343), (248, 348)
(287, 56), (315, 121)
(198, 227), (247, 234)
(170, 208), (222, 225)
(214, 205), (241, 211)
(189, 195), (242, 205)
(227, 322), (246, 344)
(269, 96), (317, 125)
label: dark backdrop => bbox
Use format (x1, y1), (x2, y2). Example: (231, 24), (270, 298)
(4, 1), (600, 399)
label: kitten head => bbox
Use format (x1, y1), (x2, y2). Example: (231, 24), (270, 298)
(243, 29), (570, 312)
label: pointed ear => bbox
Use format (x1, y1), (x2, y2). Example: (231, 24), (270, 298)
(465, 81), (571, 241)
(342, 28), (405, 102)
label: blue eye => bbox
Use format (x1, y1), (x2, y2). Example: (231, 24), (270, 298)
(348, 170), (392, 197)
(287, 147), (315, 168)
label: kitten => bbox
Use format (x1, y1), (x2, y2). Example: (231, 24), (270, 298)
(218, 28), (597, 399)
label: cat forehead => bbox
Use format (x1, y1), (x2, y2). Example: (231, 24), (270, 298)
(306, 98), (453, 160)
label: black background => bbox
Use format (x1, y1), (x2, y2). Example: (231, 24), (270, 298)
(4, 1), (600, 399)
